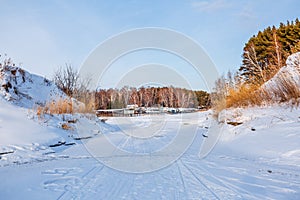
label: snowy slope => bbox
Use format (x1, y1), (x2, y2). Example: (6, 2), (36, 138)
(218, 105), (300, 164)
(0, 65), (79, 168)
(0, 65), (66, 108)
(0, 99), (61, 146)
(262, 52), (300, 97)
(0, 97), (74, 169)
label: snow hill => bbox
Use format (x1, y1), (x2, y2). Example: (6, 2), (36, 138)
(0, 64), (79, 166)
(0, 64), (67, 108)
(262, 52), (300, 98)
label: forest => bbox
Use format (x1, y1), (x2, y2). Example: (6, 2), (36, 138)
(94, 86), (210, 109)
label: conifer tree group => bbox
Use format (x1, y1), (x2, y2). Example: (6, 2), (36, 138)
(239, 18), (300, 85)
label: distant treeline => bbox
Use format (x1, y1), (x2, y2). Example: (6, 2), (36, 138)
(94, 86), (210, 109)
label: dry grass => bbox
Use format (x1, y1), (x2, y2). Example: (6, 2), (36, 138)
(36, 96), (96, 117)
(261, 74), (300, 106)
(36, 98), (73, 116)
(212, 74), (300, 113)
(75, 98), (95, 113)
(226, 84), (262, 108)
(61, 123), (73, 130)
(36, 106), (44, 116)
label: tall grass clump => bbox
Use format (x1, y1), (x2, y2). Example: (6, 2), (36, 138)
(36, 98), (74, 116)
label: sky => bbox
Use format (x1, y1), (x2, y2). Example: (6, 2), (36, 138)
(0, 0), (299, 90)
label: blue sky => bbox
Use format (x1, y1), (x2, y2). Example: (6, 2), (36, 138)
(0, 0), (299, 90)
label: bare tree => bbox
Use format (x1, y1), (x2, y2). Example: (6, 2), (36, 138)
(53, 64), (94, 112)
(53, 64), (79, 97)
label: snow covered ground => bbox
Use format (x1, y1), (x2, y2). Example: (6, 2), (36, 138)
(0, 61), (300, 199)
(0, 101), (300, 199)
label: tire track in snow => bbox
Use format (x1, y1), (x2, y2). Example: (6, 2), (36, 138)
(179, 160), (220, 200)
(183, 156), (262, 199)
(175, 161), (189, 200)
(184, 160), (253, 199)
(197, 155), (299, 199)
(183, 155), (297, 200)
(100, 170), (136, 199)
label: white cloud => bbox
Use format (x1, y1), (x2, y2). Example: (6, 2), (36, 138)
(191, 0), (232, 12)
